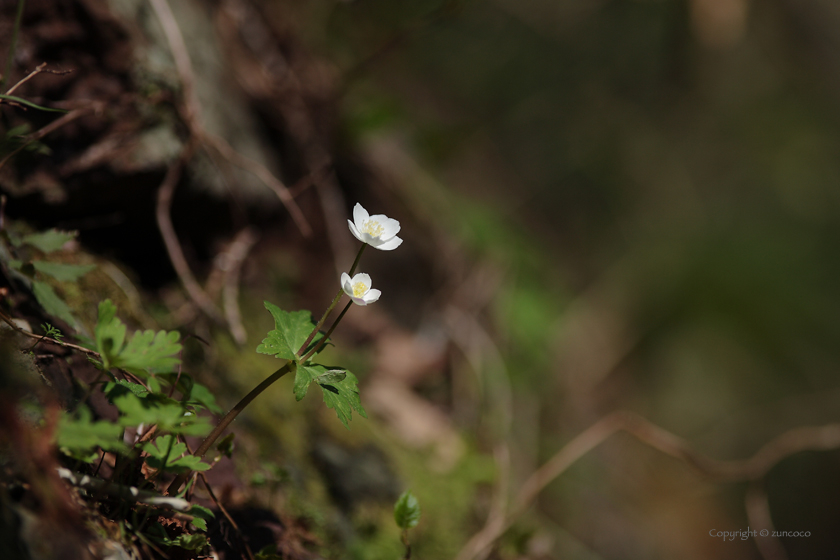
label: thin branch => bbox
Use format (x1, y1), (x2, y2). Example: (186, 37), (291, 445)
(455, 411), (840, 560)
(147, 0), (199, 128)
(0, 103), (100, 171)
(198, 471), (255, 560)
(745, 481), (789, 560)
(221, 227), (259, 346)
(5, 63), (73, 96)
(0, 307), (99, 357)
(203, 133), (312, 237)
(147, 0), (311, 237)
(5, 62), (45, 95)
(154, 138), (227, 328)
(166, 363), (292, 495)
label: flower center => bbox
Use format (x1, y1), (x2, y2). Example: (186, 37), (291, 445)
(352, 281), (368, 298)
(362, 219), (384, 238)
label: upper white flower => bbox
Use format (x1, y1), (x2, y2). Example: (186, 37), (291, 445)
(347, 203), (403, 250)
(341, 272), (381, 306)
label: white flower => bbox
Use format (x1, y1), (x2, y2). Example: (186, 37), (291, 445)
(347, 203), (403, 250)
(341, 272), (381, 306)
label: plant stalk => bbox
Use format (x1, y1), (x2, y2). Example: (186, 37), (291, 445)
(297, 243), (365, 355)
(166, 363), (291, 495)
(301, 301), (352, 363)
(168, 245), (369, 494)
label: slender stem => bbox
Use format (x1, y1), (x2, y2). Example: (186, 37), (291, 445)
(297, 243), (366, 355)
(299, 288), (343, 357)
(166, 363), (291, 495)
(168, 244), (368, 494)
(348, 242), (366, 276)
(2, 0), (25, 90)
(301, 301), (352, 363)
(402, 530), (412, 560)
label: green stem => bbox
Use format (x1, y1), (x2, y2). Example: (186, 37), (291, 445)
(166, 363), (291, 495)
(2, 0), (25, 90)
(297, 243), (366, 356)
(348, 242), (366, 276)
(168, 244), (369, 494)
(301, 301), (352, 363)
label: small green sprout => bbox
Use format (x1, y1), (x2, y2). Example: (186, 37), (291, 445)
(394, 490), (421, 559)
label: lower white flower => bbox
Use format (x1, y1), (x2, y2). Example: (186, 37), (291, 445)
(341, 272), (381, 306)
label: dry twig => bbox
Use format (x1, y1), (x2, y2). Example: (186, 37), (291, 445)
(221, 227), (259, 346)
(455, 411), (840, 560)
(0, 307), (98, 357)
(0, 103), (101, 171)
(154, 137), (227, 328)
(745, 481), (789, 560)
(5, 63), (73, 96)
(147, 0), (310, 235)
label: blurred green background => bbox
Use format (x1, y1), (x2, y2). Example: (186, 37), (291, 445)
(291, 0), (840, 558)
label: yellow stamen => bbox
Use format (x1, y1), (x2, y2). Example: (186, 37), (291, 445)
(352, 281), (368, 298)
(362, 219), (384, 238)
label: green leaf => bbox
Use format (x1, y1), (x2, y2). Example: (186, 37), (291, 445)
(188, 505), (214, 531)
(95, 300), (125, 369)
(114, 393), (211, 436)
(0, 94), (69, 113)
(32, 280), (77, 327)
(143, 435), (211, 473)
(40, 323), (63, 340)
(394, 490), (421, 530)
(292, 363), (321, 401)
(31, 261), (95, 281)
(188, 504), (215, 521)
(304, 365), (367, 428)
(256, 302), (322, 360)
(56, 406), (128, 460)
(183, 380), (222, 414)
(95, 299), (181, 373)
(255, 545), (283, 560)
(216, 433), (235, 458)
(104, 379), (150, 399)
(315, 369), (346, 386)
(115, 329), (181, 373)
(21, 229), (77, 253)
(6, 124), (31, 138)
(147, 525), (208, 552)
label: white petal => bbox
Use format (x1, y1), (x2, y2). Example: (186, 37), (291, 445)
(352, 273), (372, 287)
(378, 217), (401, 240)
(374, 235), (403, 250)
(351, 295), (367, 306)
(340, 272), (352, 293)
(353, 203), (369, 229)
(348, 220), (365, 243)
(363, 289), (381, 304)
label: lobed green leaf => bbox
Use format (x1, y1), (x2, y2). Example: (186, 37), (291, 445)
(115, 329), (181, 373)
(94, 299), (181, 373)
(32, 280), (77, 328)
(143, 435), (211, 473)
(293, 364), (366, 427)
(394, 490), (421, 530)
(31, 261), (95, 282)
(256, 301), (323, 360)
(56, 406), (128, 460)
(21, 229), (77, 253)
(114, 393), (211, 436)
